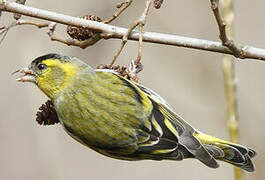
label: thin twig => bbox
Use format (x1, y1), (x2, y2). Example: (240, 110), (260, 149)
(108, 40), (126, 67)
(1, 1), (265, 61)
(16, 19), (49, 28)
(104, 0), (133, 24)
(109, 0), (152, 67)
(15, 19), (101, 48)
(0, 27), (8, 44)
(108, 21), (138, 67)
(210, 0), (243, 58)
(220, 1), (243, 180)
(135, 0), (152, 66)
(51, 34), (101, 49)
(0, 21), (16, 44)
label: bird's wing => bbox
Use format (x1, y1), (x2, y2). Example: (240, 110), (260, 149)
(92, 71), (217, 167)
(135, 83), (219, 168)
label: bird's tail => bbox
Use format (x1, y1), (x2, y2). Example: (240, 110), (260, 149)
(194, 132), (256, 172)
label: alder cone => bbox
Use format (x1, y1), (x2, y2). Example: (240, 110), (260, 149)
(67, 15), (102, 41)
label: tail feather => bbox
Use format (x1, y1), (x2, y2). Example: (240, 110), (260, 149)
(236, 155), (255, 172)
(220, 144), (256, 172)
(229, 144), (257, 158)
(204, 144), (224, 158)
(248, 148), (257, 158)
(222, 145), (246, 163)
(179, 130), (219, 168)
(195, 132), (256, 172)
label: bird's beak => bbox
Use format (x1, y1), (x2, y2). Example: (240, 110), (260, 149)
(12, 67), (36, 83)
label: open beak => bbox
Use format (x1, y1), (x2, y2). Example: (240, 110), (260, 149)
(12, 67), (36, 83)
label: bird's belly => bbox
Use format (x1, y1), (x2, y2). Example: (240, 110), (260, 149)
(55, 100), (138, 152)
(53, 87), (145, 156)
(60, 115), (139, 159)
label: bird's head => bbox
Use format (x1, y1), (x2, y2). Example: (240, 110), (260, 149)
(14, 53), (89, 99)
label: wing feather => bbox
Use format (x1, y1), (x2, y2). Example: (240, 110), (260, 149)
(136, 83), (219, 168)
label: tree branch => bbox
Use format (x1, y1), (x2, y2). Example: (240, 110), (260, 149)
(135, 0), (152, 66)
(108, 0), (152, 68)
(13, 0), (26, 20)
(103, 0), (133, 24)
(1, 1), (265, 61)
(210, 0), (242, 58)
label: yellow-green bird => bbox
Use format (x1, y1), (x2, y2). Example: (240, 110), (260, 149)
(16, 53), (256, 172)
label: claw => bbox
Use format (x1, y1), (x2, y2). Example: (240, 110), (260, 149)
(127, 59), (143, 83)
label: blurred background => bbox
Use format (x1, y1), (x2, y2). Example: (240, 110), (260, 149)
(0, 0), (264, 180)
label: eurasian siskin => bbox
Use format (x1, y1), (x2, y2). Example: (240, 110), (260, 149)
(15, 53), (256, 172)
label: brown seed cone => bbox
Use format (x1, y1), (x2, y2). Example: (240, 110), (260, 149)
(96, 64), (130, 80)
(153, 0), (164, 9)
(36, 100), (59, 126)
(67, 15), (102, 41)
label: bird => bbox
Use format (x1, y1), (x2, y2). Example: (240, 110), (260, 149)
(15, 53), (256, 172)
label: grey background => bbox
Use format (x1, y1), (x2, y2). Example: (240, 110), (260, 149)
(0, 0), (264, 180)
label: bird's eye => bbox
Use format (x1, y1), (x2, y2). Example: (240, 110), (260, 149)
(37, 63), (47, 70)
